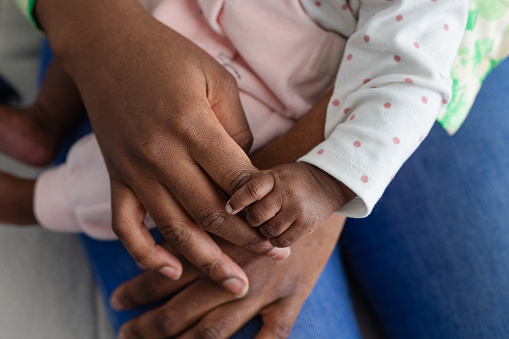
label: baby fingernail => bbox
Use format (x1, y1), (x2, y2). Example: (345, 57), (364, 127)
(225, 203), (235, 214)
(222, 277), (248, 297)
(159, 266), (181, 280)
(267, 247), (291, 260)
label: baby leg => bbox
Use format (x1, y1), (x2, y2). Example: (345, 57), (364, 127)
(0, 170), (37, 225)
(0, 59), (85, 166)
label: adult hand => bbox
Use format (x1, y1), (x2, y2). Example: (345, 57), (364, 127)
(111, 213), (345, 338)
(35, 0), (289, 296)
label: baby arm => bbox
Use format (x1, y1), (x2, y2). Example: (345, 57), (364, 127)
(226, 162), (354, 247)
(297, 0), (469, 218)
(225, 91), (356, 248)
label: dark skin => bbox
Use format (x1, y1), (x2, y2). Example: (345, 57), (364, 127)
(0, 55), (279, 294)
(0, 60), (84, 225)
(35, 0), (294, 296)
(29, 0), (356, 298)
(112, 91), (349, 338)
(0, 57), (352, 291)
(226, 161), (354, 247)
(114, 215), (345, 339)
(0, 2), (356, 334)
(0, 84), (351, 337)
(0, 60), (85, 167)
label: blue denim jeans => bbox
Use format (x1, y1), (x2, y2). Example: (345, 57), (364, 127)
(80, 58), (509, 338)
(339, 57), (509, 338)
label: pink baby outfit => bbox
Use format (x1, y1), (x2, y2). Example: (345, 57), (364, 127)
(34, 0), (469, 239)
(34, 0), (345, 239)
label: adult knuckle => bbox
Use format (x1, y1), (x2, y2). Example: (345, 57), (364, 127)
(116, 292), (137, 310)
(196, 316), (236, 339)
(195, 323), (225, 339)
(138, 276), (160, 301)
(129, 246), (156, 266)
(158, 223), (191, 247)
(198, 209), (229, 233)
(134, 134), (168, 165)
(270, 321), (293, 338)
(154, 308), (178, 335)
(132, 250), (151, 265)
(227, 169), (254, 194)
(176, 114), (202, 141)
(199, 259), (223, 277)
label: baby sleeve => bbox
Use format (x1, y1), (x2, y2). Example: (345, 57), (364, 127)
(34, 134), (157, 240)
(299, 0), (469, 217)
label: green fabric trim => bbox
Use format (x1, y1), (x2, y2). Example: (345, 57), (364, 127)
(13, 0), (39, 28)
(437, 0), (509, 134)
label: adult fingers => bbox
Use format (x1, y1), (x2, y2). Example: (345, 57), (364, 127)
(179, 297), (304, 339)
(110, 262), (200, 311)
(119, 279), (236, 339)
(138, 184), (251, 297)
(164, 160), (290, 260)
(226, 172), (275, 215)
(207, 73), (253, 153)
(185, 107), (260, 196)
(255, 298), (304, 339)
(178, 295), (262, 339)
(110, 181), (183, 280)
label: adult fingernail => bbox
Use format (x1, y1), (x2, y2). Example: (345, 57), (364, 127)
(267, 247), (291, 260)
(110, 294), (125, 310)
(225, 203), (235, 214)
(159, 266), (181, 280)
(222, 277), (248, 297)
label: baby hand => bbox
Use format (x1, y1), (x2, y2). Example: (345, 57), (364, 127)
(226, 163), (354, 247)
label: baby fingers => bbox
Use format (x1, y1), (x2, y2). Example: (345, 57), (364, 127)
(269, 211), (326, 247)
(226, 172), (275, 215)
(258, 209), (297, 240)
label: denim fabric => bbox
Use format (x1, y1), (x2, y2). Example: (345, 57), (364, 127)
(53, 44), (509, 337)
(234, 246), (362, 338)
(341, 57), (509, 339)
(81, 230), (362, 338)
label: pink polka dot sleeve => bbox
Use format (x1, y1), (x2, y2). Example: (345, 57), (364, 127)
(299, 0), (469, 217)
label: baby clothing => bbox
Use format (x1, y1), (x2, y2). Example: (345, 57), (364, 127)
(438, 0), (509, 134)
(36, 0), (347, 238)
(27, 0), (488, 238)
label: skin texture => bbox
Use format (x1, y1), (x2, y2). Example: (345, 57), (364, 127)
(114, 214), (345, 339)
(35, 0), (291, 296)
(226, 162), (355, 247)
(112, 91), (349, 338)
(27, 1), (356, 332)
